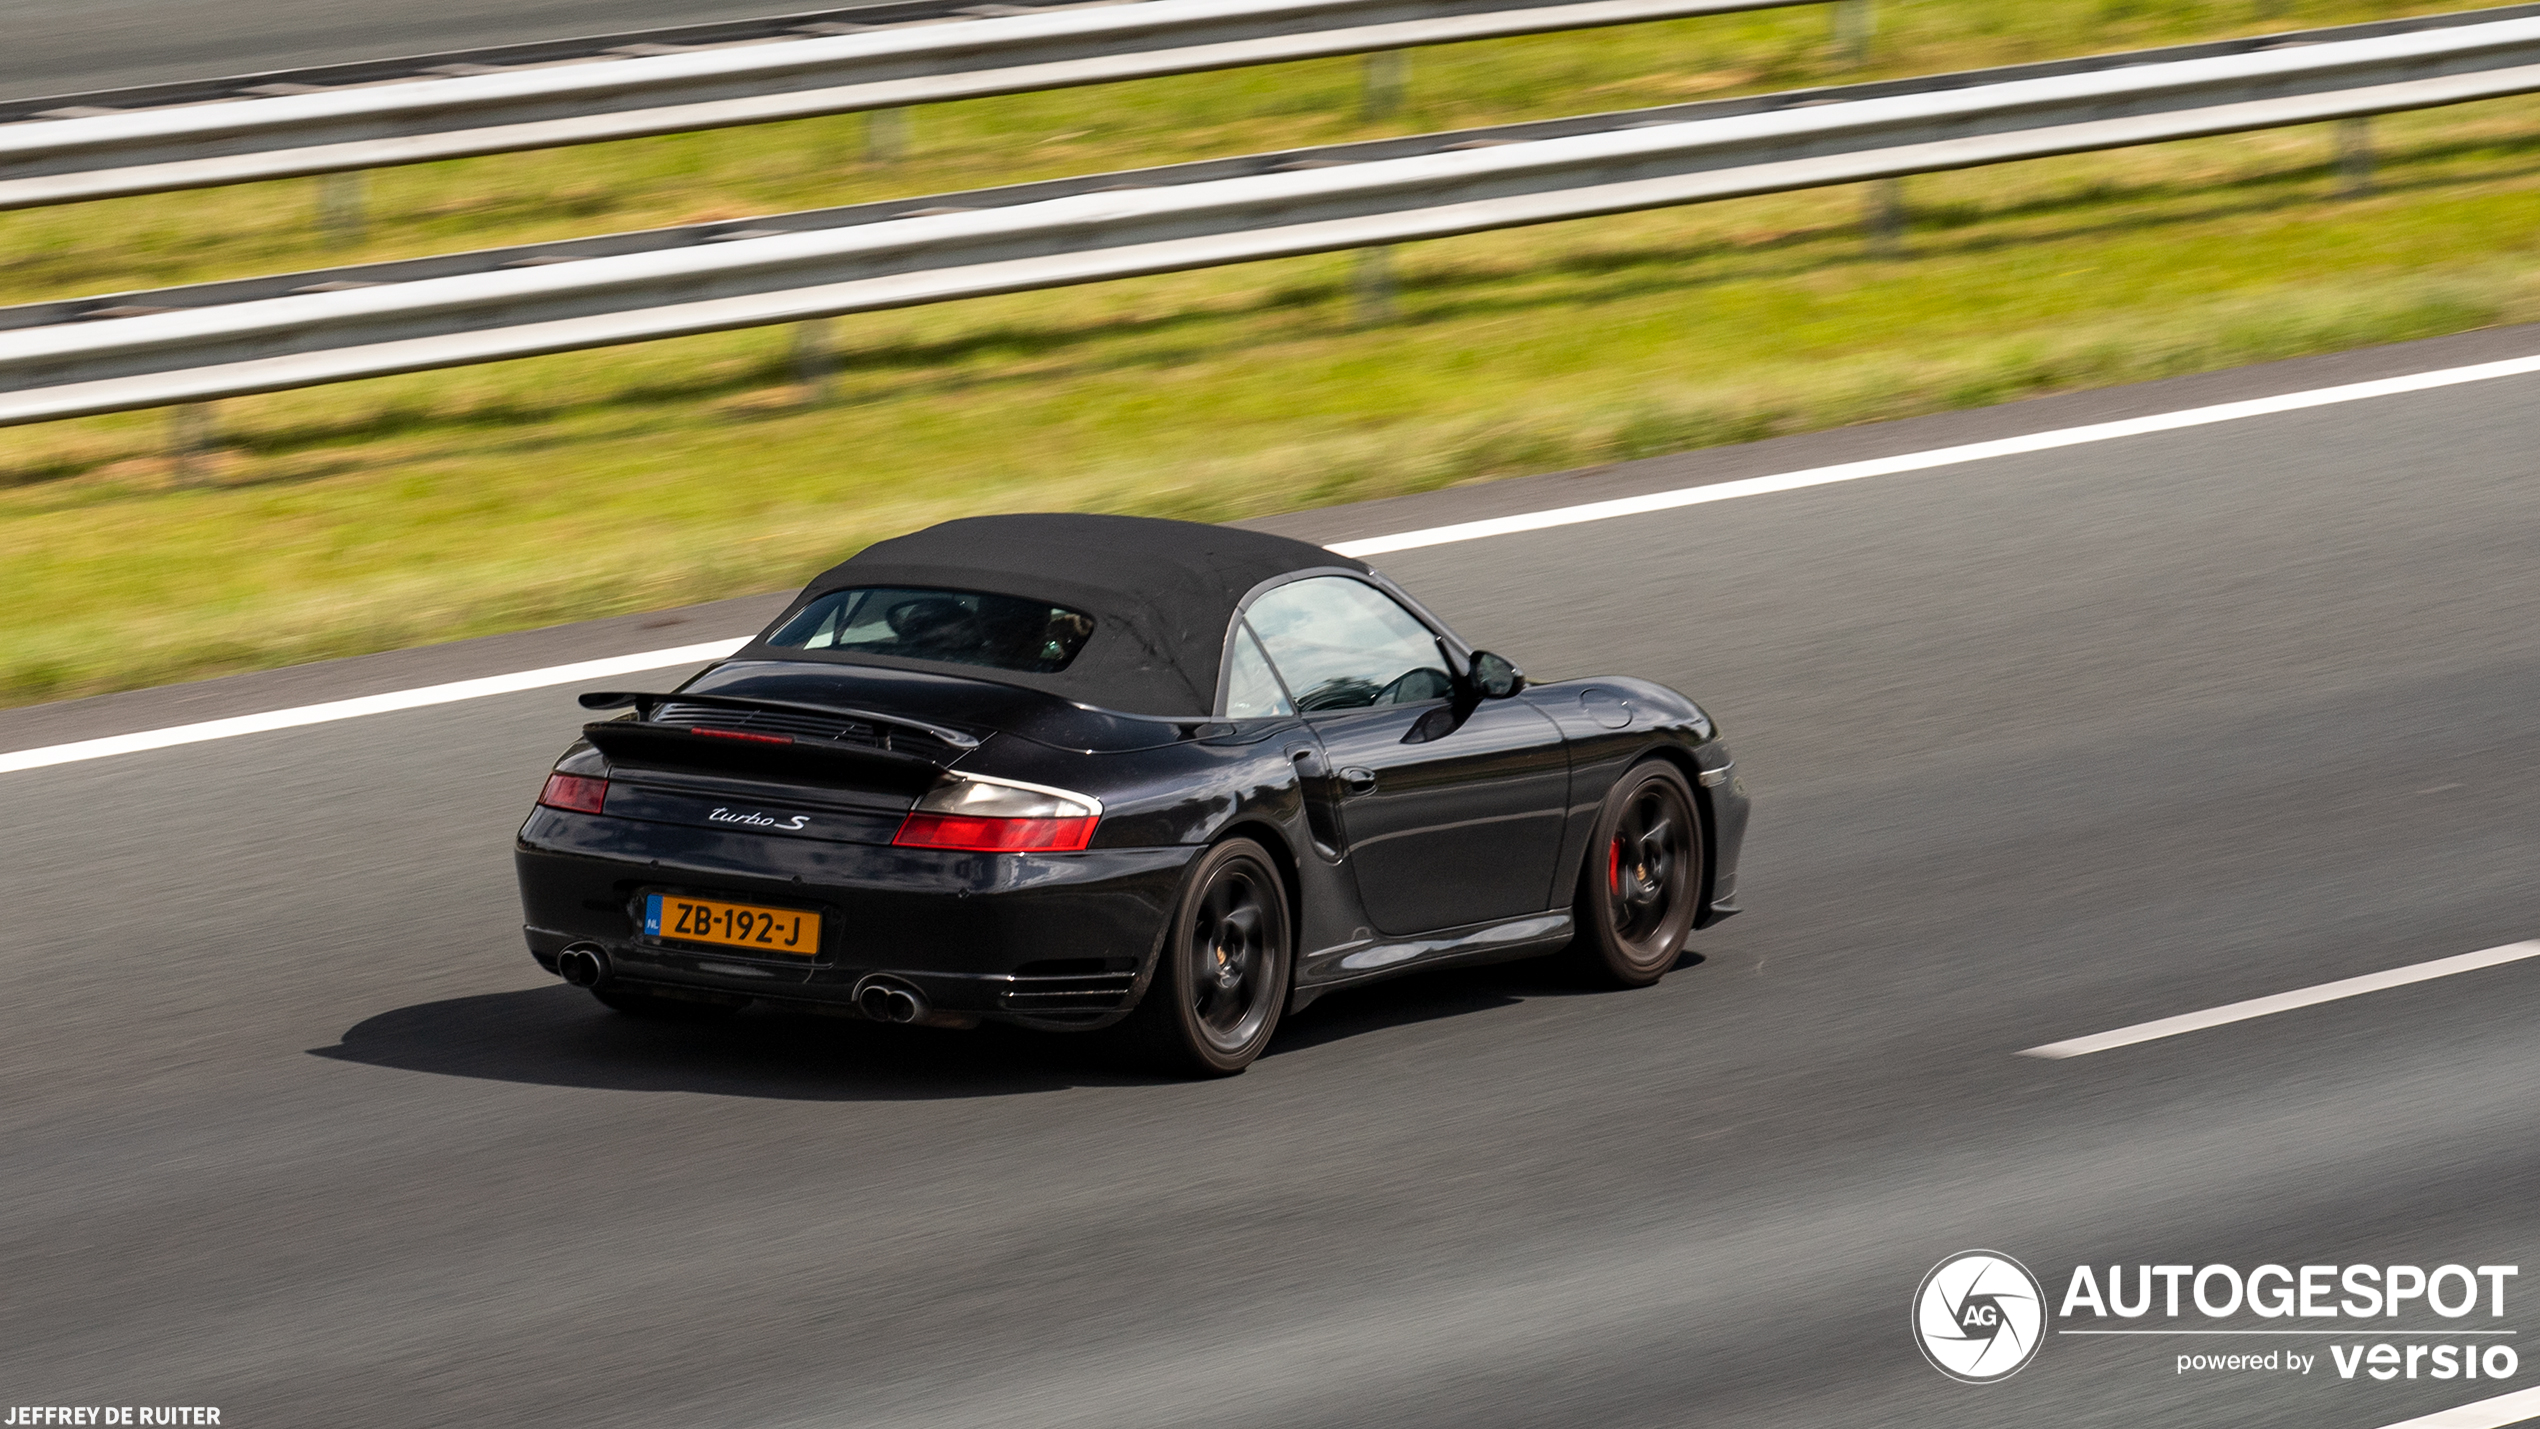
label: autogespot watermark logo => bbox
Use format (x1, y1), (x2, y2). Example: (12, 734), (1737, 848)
(1911, 1251), (2523, 1388)
(1914, 1251), (2050, 1383)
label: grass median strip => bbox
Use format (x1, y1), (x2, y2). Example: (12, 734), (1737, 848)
(19, 337), (2540, 777)
(0, 1), (2527, 706)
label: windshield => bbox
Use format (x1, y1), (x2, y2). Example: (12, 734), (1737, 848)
(766, 587), (1096, 674)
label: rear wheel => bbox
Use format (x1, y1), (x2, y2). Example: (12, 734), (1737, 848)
(1117, 838), (1292, 1077)
(1568, 761), (1703, 987)
(591, 984), (745, 1022)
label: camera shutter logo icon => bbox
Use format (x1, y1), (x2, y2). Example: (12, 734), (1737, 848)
(1913, 1250), (2048, 1383)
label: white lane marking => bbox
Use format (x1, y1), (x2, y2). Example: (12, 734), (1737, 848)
(0, 638), (745, 775)
(15, 347), (2540, 776)
(2373, 1386), (2540, 1429)
(1329, 352), (2540, 557)
(2020, 940), (2540, 1059)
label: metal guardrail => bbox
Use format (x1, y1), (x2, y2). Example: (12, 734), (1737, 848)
(0, 0), (1829, 210)
(4, 6), (2539, 426)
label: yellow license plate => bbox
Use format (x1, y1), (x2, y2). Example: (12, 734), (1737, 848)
(644, 893), (821, 955)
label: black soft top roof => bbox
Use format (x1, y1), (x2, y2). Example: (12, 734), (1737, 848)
(738, 513), (1366, 717)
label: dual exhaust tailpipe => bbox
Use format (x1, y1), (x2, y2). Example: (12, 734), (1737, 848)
(854, 974), (929, 1025)
(557, 944), (609, 987)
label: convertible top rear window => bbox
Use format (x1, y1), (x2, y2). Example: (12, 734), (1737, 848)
(768, 587), (1096, 674)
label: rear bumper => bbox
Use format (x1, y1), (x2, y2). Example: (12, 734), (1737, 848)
(515, 807), (1194, 1026)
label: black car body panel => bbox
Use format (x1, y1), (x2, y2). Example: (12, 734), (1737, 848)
(516, 820), (1189, 1020)
(514, 514), (1748, 1030)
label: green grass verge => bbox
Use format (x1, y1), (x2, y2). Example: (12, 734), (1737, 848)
(1, 0), (2531, 705)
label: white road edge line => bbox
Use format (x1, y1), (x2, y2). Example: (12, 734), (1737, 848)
(2371, 1385), (2540, 1429)
(11, 345), (2540, 777)
(1328, 351), (2540, 557)
(0, 638), (746, 775)
(2019, 940), (2540, 1059)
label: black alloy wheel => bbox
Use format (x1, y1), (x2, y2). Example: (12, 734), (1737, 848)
(1120, 837), (1293, 1077)
(1569, 761), (1703, 987)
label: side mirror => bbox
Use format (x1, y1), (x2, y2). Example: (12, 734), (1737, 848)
(1468, 650), (1524, 699)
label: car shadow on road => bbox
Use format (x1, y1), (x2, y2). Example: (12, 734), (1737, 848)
(310, 983), (1149, 1101)
(1267, 951), (1703, 1054)
(311, 952), (1705, 1099)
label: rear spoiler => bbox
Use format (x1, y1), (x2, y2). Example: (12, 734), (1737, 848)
(574, 690), (977, 788)
(578, 690), (979, 750)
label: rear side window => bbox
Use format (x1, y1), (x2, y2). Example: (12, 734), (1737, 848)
(767, 588), (1096, 673)
(1243, 576), (1451, 712)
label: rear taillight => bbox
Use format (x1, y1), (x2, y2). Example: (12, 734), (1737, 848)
(891, 774), (1101, 853)
(894, 813), (1097, 852)
(538, 772), (608, 814)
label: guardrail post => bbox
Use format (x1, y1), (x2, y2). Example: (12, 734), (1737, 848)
(1833, 0), (1874, 65)
(2335, 116), (2374, 197)
(1362, 50), (1407, 121)
(864, 107), (908, 164)
(169, 403), (216, 485)
(318, 171), (366, 248)
(1864, 177), (1905, 255)
(1352, 246), (1397, 325)
(790, 319), (837, 403)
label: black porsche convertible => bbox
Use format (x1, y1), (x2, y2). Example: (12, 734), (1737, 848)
(515, 513), (1747, 1075)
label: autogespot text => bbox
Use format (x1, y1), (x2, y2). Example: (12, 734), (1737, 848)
(2059, 1263), (2520, 1381)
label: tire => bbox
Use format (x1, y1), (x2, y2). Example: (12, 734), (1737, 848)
(1116, 837), (1293, 1077)
(1568, 761), (1704, 988)
(591, 984), (746, 1022)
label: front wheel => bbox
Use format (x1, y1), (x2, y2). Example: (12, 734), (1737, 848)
(1568, 761), (1703, 987)
(1117, 838), (1293, 1077)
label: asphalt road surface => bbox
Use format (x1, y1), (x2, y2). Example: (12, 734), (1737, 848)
(0, 0), (852, 99)
(3, 327), (2537, 1428)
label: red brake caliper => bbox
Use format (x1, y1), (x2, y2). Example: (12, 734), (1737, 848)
(1608, 839), (1622, 895)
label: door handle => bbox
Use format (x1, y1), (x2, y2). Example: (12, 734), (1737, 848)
(1339, 766), (1378, 795)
